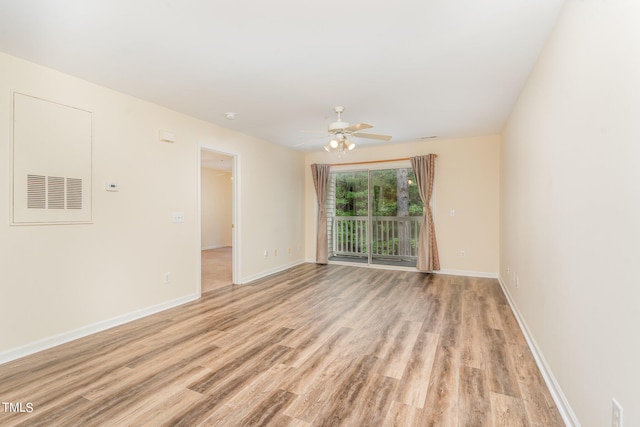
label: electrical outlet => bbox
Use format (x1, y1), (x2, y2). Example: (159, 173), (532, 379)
(459, 250), (466, 258)
(612, 398), (623, 427)
(264, 250), (268, 258)
(163, 272), (170, 284)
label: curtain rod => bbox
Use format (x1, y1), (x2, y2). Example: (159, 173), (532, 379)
(329, 155), (437, 167)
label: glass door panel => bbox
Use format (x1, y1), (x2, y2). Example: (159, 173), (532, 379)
(370, 169), (422, 266)
(328, 171), (369, 263)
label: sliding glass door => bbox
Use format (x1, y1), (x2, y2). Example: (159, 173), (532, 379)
(326, 166), (423, 267)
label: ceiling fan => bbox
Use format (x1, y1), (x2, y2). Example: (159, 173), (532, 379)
(323, 106), (392, 154)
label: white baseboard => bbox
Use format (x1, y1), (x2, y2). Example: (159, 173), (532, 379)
(322, 260), (499, 279)
(498, 275), (580, 427)
(436, 269), (498, 279)
(0, 293), (199, 366)
(240, 259), (306, 284)
(327, 260), (416, 272)
(201, 245), (231, 250)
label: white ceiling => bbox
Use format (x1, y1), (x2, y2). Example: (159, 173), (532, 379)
(0, 0), (564, 152)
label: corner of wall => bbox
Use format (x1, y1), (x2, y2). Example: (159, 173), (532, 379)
(497, 275), (580, 427)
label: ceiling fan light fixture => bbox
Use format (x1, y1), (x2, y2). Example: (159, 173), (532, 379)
(321, 106), (392, 156)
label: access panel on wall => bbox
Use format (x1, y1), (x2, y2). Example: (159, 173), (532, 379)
(11, 93), (92, 224)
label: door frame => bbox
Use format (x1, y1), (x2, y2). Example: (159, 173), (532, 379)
(197, 145), (241, 291)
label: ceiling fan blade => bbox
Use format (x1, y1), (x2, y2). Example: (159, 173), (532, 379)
(352, 132), (392, 141)
(345, 123), (373, 132)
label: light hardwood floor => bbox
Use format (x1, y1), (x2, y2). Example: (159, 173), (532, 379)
(202, 247), (232, 293)
(0, 264), (564, 426)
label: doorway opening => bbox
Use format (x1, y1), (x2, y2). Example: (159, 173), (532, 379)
(327, 164), (423, 268)
(199, 148), (238, 292)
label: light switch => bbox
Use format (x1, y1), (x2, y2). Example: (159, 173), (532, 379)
(172, 212), (185, 223)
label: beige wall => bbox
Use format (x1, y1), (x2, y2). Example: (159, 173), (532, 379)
(0, 52), (305, 357)
(200, 168), (232, 249)
(305, 135), (500, 275)
(501, 0), (640, 425)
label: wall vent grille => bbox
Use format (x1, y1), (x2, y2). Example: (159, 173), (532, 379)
(26, 175), (83, 211)
(27, 174), (46, 209)
(48, 176), (65, 209)
(66, 178), (82, 210)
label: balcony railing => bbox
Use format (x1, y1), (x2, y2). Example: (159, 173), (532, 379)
(331, 216), (421, 260)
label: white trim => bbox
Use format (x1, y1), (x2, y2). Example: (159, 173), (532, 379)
(498, 275), (580, 427)
(232, 154), (241, 284)
(196, 156), (203, 294)
(239, 259), (306, 284)
(436, 269), (498, 279)
(0, 294), (199, 365)
(325, 260), (498, 278)
(201, 245), (232, 251)
(328, 260), (417, 272)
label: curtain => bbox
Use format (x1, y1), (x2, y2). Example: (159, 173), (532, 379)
(311, 164), (331, 264)
(410, 154), (440, 272)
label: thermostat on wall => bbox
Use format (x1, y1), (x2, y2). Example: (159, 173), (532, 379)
(105, 182), (119, 192)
